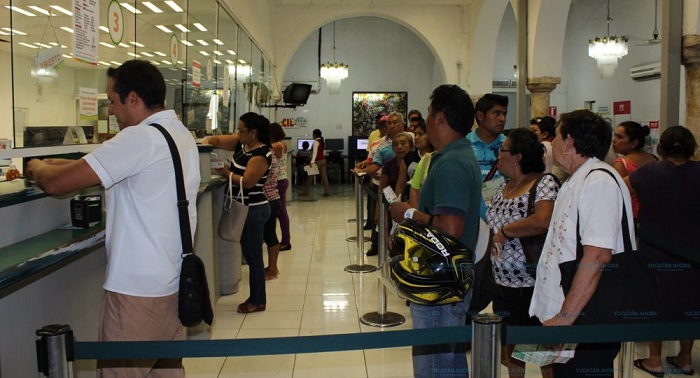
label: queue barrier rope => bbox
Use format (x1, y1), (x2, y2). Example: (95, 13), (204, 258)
(72, 322), (700, 361)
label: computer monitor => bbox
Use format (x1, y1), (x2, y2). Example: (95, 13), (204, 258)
(297, 138), (314, 151)
(325, 138), (344, 151)
(356, 138), (369, 150)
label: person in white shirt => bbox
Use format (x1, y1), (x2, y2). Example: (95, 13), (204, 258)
(529, 109), (635, 378)
(27, 60), (199, 377)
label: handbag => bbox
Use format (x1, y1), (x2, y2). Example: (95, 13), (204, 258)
(558, 168), (659, 325)
(151, 123), (214, 328)
(218, 174), (249, 242)
(520, 173), (560, 278)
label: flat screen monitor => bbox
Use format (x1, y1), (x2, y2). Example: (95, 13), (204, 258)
(325, 138), (344, 151)
(297, 138), (314, 151)
(356, 138), (369, 150)
(283, 83), (312, 105)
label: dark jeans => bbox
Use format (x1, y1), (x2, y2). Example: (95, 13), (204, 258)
(240, 203), (270, 305)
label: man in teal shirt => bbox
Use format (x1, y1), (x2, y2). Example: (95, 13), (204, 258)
(390, 85), (480, 377)
(466, 93), (509, 181)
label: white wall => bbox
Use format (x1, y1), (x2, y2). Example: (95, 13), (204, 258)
(277, 17), (437, 153)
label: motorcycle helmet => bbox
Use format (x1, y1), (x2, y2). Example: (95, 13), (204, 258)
(389, 219), (474, 305)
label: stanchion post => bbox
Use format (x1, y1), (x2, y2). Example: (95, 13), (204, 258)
(471, 314), (502, 378)
(617, 341), (634, 378)
(360, 196), (405, 327)
(36, 324), (74, 378)
(345, 172), (376, 273)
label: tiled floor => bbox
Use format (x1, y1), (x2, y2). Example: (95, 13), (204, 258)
(184, 183), (699, 377)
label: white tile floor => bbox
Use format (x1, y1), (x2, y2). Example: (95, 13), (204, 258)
(183, 183), (699, 378)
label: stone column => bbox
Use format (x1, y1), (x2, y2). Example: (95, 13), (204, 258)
(682, 35), (700, 145)
(526, 77), (560, 118)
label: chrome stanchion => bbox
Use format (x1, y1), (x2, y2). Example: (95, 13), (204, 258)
(618, 341), (634, 378)
(36, 324), (74, 378)
(346, 174), (371, 243)
(361, 198), (405, 327)
(472, 314), (502, 378)
(345, 172), (376, 273)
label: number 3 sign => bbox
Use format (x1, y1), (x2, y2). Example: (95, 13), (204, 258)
(108, 0), (124, 45)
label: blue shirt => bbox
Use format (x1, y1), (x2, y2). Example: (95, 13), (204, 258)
(371, 143), (396, 167)
(466, 129), (506, 181)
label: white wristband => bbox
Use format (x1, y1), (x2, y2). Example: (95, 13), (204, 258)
(404, 208), (417, 220)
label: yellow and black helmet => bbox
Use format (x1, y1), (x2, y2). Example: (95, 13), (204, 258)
(389, 219), (474, 305)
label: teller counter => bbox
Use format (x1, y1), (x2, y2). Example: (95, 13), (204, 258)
(0, 145), (233, 377)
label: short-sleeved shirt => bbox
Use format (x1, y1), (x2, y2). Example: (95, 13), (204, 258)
(263, 154), (280, 201)
(83, 110), (200, 297)
(382, 153), (421, 201)
(372, 143), (396, 167)
(228, 143), (272, 207)
(410, 152), (434, 190)
(529, 158), (635, 322)
(418, 138), (481, 250)
(466, 129), (506, 181)
(486, 175), (560, 288)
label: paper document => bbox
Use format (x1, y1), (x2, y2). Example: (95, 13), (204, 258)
(511, 344), (577, 366)
(304, 164), (319, 176)
(482, 176), (505, 205)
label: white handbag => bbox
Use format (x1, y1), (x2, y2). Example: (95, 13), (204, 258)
(217, 174), (249, 242)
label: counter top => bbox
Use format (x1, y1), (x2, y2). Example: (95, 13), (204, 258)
(0, 176), (226, 298)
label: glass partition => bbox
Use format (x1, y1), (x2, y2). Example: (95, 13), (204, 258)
(234, 31), (252, 130)
(0, 0), (271, 151)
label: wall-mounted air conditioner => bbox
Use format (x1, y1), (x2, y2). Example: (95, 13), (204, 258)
(630, 61), (661, 81)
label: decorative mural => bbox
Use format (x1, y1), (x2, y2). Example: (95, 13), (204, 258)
(352, 92), (407, 136)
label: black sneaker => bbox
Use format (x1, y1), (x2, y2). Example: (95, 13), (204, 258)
(366, 247), (378, 256)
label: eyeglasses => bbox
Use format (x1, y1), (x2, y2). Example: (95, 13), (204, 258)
(237, 128), (249, 134)
(499, 149), (511, 153)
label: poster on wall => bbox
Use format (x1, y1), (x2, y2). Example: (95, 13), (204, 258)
(79, 87), (98, 121)
(72, 0), (99, 65)
(352, 92), (407, 136)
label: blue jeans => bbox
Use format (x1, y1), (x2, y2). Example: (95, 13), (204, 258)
(240, 203), (270, 305)
(410, 290), (472, 378)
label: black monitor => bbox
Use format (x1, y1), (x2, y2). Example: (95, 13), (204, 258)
(325, 138), (344, 151)
(283, 83), (312, 106)
(297, 138), (314, 151)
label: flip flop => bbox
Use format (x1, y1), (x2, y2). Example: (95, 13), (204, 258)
(633, 359), (664, 378)
(666, 356), (695, 375)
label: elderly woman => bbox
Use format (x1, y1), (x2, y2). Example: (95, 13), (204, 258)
(628, 126), (700, 378)
(529, 110), (636, 377)
(204, 112), (272, 314)
(611, 121), (656, 219)
(486, 128), (559, 378)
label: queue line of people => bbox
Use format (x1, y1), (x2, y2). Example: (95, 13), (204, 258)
(376, 89), (699, 378)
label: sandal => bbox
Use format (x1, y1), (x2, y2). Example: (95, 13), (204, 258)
(633, 359), (664, 378)
(666, 356), (695, 375)
(237, 302), (266, 313)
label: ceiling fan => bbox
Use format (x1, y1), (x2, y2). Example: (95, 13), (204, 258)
(636, 0), (662, 45)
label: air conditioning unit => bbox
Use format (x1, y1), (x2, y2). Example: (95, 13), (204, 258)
(630, 61), (661, 81)
(492, 80), (510, 88)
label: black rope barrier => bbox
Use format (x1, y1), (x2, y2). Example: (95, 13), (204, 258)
(73, 322), (700, 360)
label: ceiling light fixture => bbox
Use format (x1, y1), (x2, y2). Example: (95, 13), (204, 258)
(164, 1), (184, 13)
(142, 2), (163, 13)
(588, 0), (628, 78)
(320, 21), (348, 95)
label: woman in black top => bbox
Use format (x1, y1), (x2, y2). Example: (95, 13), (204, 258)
(204, 112), (272, 313)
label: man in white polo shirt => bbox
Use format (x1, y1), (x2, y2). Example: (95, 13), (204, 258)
(27, 60), (199, 377)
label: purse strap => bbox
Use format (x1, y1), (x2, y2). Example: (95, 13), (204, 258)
(526, 173), (560, 216)
(226, 172), (246, 206)
(575, 168), (634, 261)
(150, 123), (194, 258)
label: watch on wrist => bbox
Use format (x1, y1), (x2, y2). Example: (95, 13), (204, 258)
(404, 208), (416, 220)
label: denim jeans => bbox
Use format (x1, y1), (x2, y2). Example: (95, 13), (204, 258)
(410, 290), (472, 378)
(240, 203), (270, 305)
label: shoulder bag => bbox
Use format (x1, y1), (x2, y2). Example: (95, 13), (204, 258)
(218, 173), (249, 242)
(558, 168), (659, 324)
(520, 173), (560, 278)
(150, 123), (213, 328)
